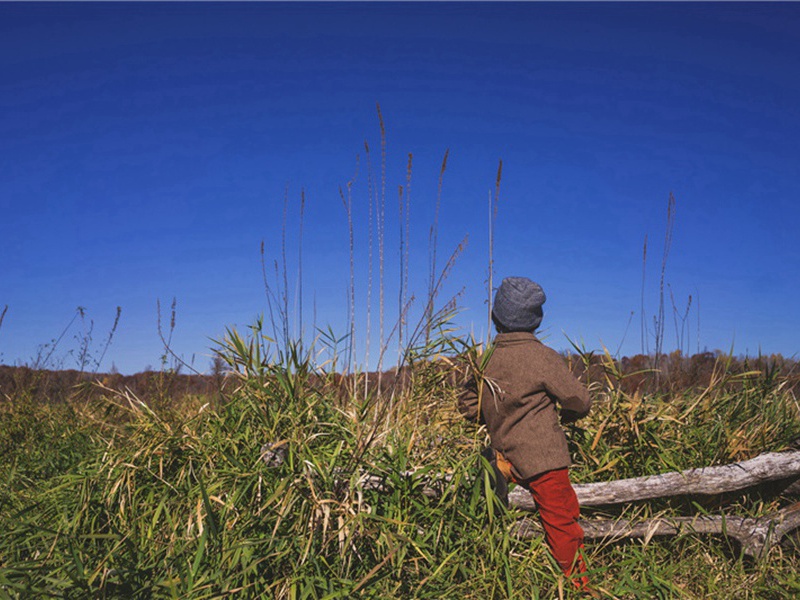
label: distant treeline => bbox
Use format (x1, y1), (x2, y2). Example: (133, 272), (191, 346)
(0, 365), (226, 406)
(1, 351), (797, 406)
(573, 350), (798, 396)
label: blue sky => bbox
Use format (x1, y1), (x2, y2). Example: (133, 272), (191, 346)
(1, 2), (798, 374)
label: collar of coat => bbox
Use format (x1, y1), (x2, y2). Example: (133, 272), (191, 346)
(494, 331), (540, 345)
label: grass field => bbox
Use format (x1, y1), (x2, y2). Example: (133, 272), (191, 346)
(1, 323), (799, 599)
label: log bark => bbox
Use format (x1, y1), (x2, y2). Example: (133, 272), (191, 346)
(508, 450), (800, 510)
(511, 502), (800, 559)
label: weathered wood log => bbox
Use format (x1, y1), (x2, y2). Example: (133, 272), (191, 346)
(509, 450), (800, 510)
(512, 502), (800, 559)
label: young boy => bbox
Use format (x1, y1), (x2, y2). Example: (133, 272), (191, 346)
(458, 276), (593, 591)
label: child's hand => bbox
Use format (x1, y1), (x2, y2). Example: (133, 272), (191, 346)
(560, 409), (581, 425)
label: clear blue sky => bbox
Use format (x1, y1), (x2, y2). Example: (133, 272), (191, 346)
(2, 2), (798, 374)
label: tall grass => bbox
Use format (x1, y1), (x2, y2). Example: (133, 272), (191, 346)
(567, 346), (800, 484)
(1, 319), (511, 598)
(2, 335), (799, 598)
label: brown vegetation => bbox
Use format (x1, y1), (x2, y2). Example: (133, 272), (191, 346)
(0, 365), (228, 406)
(569, 350), (799, 396)
(2, 351), (795, 411)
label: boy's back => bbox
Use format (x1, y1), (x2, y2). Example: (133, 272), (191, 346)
(458, 331), (591, 480)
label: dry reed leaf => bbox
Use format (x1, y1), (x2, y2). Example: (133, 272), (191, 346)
(590, 416), (611, 452)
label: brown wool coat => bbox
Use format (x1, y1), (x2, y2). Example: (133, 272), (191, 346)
(458, 332), (592, 480)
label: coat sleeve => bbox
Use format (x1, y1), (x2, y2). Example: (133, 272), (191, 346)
(542, 349), (592, 422)
(457, 377), (483, 423)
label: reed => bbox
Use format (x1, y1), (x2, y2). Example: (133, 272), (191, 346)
(377, 103), (387, 373)
(654, 192), (676, 369)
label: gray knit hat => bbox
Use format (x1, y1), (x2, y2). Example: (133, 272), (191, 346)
(492, 277), (546, 332)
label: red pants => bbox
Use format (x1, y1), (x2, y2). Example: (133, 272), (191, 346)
(519, 468), (589, 586)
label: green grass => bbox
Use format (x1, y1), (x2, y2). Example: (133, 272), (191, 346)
(1, 326), (799, 599)
(569, 348), (800, 484)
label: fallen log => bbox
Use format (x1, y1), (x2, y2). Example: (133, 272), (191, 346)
(512, 502), (800, 559)
(509, 450), (800, 510)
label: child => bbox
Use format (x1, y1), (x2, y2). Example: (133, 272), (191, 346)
(458, 276), (594, 592)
